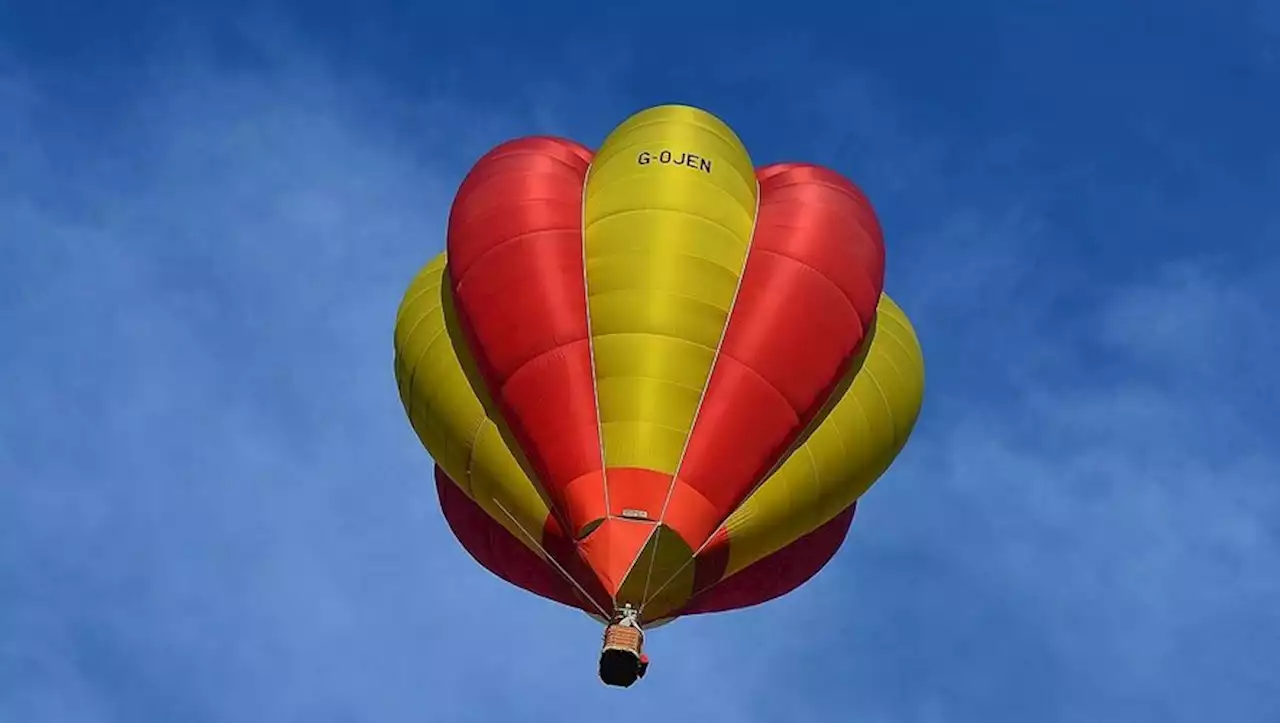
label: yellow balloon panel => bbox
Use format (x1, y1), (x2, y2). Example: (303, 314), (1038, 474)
(393, 253), (553, 551)
(583, 104), (760, 480)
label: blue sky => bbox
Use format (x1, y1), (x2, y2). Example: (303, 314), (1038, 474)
(2, 2), (1277, 721)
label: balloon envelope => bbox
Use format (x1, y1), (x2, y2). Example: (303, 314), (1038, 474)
(393, 104), (924, 624)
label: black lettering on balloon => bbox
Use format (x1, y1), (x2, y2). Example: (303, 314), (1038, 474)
(635, 149), (713, 173)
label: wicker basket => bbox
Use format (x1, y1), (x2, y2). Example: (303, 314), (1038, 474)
(602, 624), (643, 656)
(599, 623), (645, 687)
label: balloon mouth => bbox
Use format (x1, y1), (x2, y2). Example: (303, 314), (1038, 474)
(575, 517), (604, 540)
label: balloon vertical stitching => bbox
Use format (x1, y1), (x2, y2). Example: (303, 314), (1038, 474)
(579, 159), (612, 538)
(636, 175), (763, 615)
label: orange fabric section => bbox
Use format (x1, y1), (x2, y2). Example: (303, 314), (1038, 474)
(558, 470), (609, 538)
(576, 518), (655, 596)
(563, 467), (721, 551)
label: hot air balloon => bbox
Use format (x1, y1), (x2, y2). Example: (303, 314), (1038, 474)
(393, 104), (924, 687)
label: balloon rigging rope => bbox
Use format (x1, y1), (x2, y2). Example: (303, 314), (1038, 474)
(636, 177), (763, 616)
(493, 498), (612, 620)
